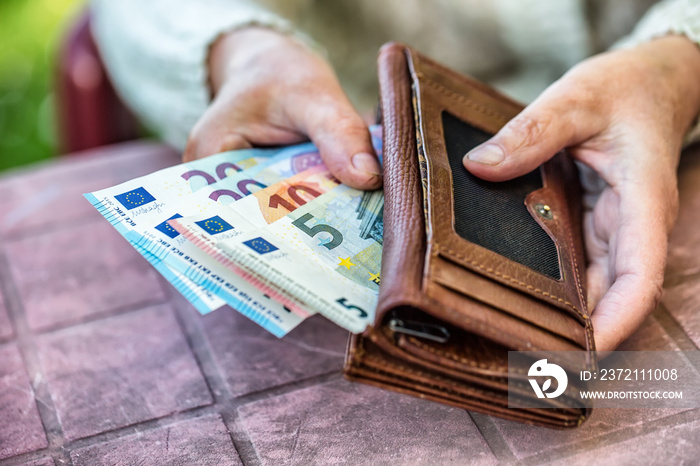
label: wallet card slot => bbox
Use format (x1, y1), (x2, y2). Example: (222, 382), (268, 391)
(430, 255), (587, 347)
(378, 335), (512, 395)
(396, 334), (587, 405)
(359, 337), (578, 410)
(396, 325), (510, 380)
(423, 281), (583, 352)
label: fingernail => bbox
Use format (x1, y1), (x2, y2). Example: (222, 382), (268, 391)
(466, 144), (505, 166)
(352, 152), (382, 176)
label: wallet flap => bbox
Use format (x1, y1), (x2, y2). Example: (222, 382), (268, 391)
(406, 49), (593, 350)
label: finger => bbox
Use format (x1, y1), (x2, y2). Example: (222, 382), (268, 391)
(591, 271), (664, 353)
(590, 187), (671, 351)
(310, 112), (382, 190)
(583, 189), (617, 311)
(183, 128), (252, 162)
(586, 258), (609, 312)
(183, 91), (304, 163)
(295, 90), (382, 190)
(463, 88), (603, 182)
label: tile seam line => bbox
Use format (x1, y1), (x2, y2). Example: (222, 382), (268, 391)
(467, 411), (518, 464)
(520, 406), (700, 464)
(25, 296), (171, 336)
(653, 303), (700, 352)
(0, 249), (72, 466)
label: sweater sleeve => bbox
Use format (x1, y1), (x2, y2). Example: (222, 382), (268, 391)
(90, 0), (320, 150)
(613, 0), (700, 145)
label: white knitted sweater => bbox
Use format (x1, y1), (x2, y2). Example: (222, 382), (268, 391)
(91, 0), (700, 149)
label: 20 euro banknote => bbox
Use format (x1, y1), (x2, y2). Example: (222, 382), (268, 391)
(86, 143), (322, 335)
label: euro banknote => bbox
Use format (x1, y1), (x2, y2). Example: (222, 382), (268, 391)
(165, 164), (342, 319)
(86, 143), (321, 335)
(85, 146), (275, 314)
(170, 183), (384, 332)
(87, 125), (383, 335)
(131, 136), (380, 323)
(120, 148), (335, 330)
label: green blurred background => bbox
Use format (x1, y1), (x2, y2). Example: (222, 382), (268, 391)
(0, 0), (85, 172)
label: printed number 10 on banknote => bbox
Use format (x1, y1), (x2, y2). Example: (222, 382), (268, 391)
(172, 182), (385, 333)
(85, 144), (321, 336)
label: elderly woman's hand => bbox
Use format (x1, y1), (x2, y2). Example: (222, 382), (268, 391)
(184, 27), (382, 190)
(464, 36), (700, 351)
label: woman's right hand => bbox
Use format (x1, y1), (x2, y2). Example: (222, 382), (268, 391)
(184, 27), (382, 190)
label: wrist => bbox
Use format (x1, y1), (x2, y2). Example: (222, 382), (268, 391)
(641, 35), (700, 136)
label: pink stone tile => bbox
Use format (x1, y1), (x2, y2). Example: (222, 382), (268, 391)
(203, 312), (346, 397)
(71, 415), (241, 466)
(5, 219), (166, 331)
(0, 142), (179, 238)
(662, 279), (700, 348)
(554, 417), (700, 465)
(0, 344), (48, 460)
(493, 408), (687, 460)
(0, 291), (12, 342)
(238, 378), (496, 465)
(36, 305), (212, 441)
(667, 145), (700, 279)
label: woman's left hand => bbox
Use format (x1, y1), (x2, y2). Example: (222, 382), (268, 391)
(464, 36), (700, 352)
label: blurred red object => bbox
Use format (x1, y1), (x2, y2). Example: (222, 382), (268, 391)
(56, 12), (140, 154)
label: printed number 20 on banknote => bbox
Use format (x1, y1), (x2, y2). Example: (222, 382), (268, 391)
(85, 144), (322, 336)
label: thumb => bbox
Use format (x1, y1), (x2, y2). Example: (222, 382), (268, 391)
(310, 111), (382, 190)
(462, 98), (599, 182)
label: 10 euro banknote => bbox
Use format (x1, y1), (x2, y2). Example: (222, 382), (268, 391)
(85, 127), (383, 336)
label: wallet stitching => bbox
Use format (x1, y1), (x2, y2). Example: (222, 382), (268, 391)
(407, 337), (508, 373)
(422, 78), (509, 125)
(437, 246), (584, 319)
(565, 218), (595, 353)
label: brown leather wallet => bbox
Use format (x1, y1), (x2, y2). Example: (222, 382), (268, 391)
(343, 43), (596, 428)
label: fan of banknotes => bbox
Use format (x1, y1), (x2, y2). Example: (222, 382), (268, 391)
(85, 126), (384, 337)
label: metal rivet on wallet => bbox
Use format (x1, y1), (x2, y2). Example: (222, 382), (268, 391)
(535, 204), (553, 219)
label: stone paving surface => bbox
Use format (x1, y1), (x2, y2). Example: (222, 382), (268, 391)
(238, 378), (497, 466)
(6, 220), (167, 332)
(70, 415), (242, 466)
(0, 345), (47, 460)
(0, 142), (699, 465)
